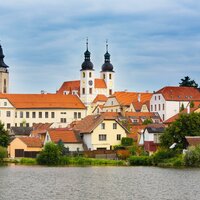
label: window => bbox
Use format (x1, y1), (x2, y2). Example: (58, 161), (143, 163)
(155, 96), (157, 100)
(45, 112), (48, 118)
(163, 114), (165, 121)
(103, 74), (105, 79)
(151, 105), (153, 112)
(4, 79), (7, 93)
(109, 74), (112, 79)
(7, 123), (11, 129)
(89, 88), (92, 94)
(26, 123), (29, 127)
(89, 72), (92, 77)
(101, 123), (105, 129)
(74, 112), (77, 119)
(117, 134), (121, 141)
(82, 88), (85, 95)
(60, 118), (67, 123)
(163, 104), (165, 110)
(154, 105), (157, 111)
(26, 112), (29, 118)
(51, 112), (55, 118)
(99, 134), (106, 141)
(15, 123), (17, 127)
(39, 112), (42, 118)
(20, 111), (23, 118)
(109, 89), (112, 95)
(4, 102), (7, 106)
(20, 123), (23, 127)
(83, 72), (85, 78)
(113, 123), (117, 129)
(159, 96), (161, 100)
(32, 112), (36, 118)
(158, 104), (161, 111)
(6, 111), (11, 117)
(78, 112), (81, 119)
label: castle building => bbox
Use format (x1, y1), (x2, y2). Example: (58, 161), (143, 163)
(0, 44), (9, 93)
(57, 40), (115, 107)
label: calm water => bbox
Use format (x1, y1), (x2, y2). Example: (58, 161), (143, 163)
(0, 165), (200, 200)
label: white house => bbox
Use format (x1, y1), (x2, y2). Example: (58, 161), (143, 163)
(150, 86), (200, 121)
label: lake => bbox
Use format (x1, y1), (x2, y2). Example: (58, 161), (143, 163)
(0, 165), (199, 200)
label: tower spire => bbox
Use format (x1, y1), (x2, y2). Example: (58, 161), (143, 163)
(106, 39), (108, 53)
(86, 37), (88, 51)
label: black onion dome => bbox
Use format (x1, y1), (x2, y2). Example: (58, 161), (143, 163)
(81, 49), (94, 70)
(101, 51), (114, 72)
(0, 45), (9, 68)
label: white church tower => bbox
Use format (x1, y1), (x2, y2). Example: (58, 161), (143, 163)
(100, 41), (115, 96)
(80, 39), (95, 106)
(0, 44), (9, 93)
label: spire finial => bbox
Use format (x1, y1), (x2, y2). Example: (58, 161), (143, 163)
(106, 39), (108, 52)
(86, 37), (88, 51)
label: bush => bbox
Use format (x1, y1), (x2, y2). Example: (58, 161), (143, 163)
(129, 156), (152, 166)
(0, 146), (7, 162)
(121, 137), (133, 146)
(37, 142), (61, 165)
(184, 145), (200, 167)
(20, 158), (37, 165)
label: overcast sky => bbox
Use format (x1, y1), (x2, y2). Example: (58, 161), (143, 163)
(0, 0), (200, 93)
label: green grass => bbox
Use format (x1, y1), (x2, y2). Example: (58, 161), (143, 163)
(19, 158), (37, 165)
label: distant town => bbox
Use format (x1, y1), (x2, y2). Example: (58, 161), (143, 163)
(0, 42), (199, 164)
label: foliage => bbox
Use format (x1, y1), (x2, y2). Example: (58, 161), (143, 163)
(121, 120), (131, 132)
(116, 150), (130, 160)
(0, 122), (9, 147)
(19, 158), (37, 165)
(180, 103), (185, 112)
(190, 101), (194, 108)
(179, 76), (198, 88)
(129, 156), (152, 166)
(113, 145), (126, 150)
(142, 118), (153, 125)
(184, 145), (200, 167)
(0, 146), (7, 162)
(160, 113), (200, 149)
(37, 142), (61, 165)
(121, 137), (134, 146)
(57, 139), (65, 156)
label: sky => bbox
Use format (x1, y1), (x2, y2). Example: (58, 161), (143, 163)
(0, 0), (200, 94)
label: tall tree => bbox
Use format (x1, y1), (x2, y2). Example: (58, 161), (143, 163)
(179, 76), (198, 88)
(0, 122), (9, 147)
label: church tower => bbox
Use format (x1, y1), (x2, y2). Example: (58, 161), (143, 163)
(100, 41), (115, 96)
(80, 39), (95, 106)
(0, 44), (9, 93)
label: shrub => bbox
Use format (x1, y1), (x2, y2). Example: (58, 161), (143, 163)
(59, 156), (70, 165)
(20, 158), (37, 165)
(129, 156), (152, 166)
(0, 146), (7, 162)
(37, 142), (61, 165)
(116, 150), (130, 160)
(184, 145), (200, 167)
(121, 137), (133, 146)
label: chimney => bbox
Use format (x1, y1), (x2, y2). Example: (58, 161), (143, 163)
(138, 93), (141, 102)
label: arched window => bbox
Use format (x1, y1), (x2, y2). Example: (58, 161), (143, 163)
(103, 74), (106, 79)
(83, 72), (85, 78)
(109, 74), (112, 79)
(89, 72), (92, 78)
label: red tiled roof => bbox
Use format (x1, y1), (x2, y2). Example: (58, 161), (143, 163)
(93, 94), (108, 103)
(95, 79), (107, 88)
(57, 80), (80, 95)
(125, 112), (156, 117)
(111, 92), (152, 106)
(48, 129), (81, 143)
(19, 137), (43, 147)
(156, 86), (200, 101)
(0, 94), (85, 109)
(186, 136), (200, 146)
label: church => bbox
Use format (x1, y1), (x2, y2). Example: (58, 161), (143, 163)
(57, 40), (115, 107)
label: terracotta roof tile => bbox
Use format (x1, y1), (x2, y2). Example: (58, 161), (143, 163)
(156, 86), (200, 101)
(93, 94), (108, 103)
(57, 80), (80, 95)
(94, 79), (107, 88)
(19, 137), (43, 147)
(186, 136), (200, 146)
(0, 94), (85, 109)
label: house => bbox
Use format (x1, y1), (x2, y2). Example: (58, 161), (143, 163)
(139, 124), (165, 155)
(8, 137), (42, 158)
(44, 128), (83, 152)
(9, 127), (33, 139)
(185, 136), (200, 147)
(73, 113), (129, 150)
(103, 91), (152, 114)
(150, 86), (200, 121)
(0, 93), (86, 130)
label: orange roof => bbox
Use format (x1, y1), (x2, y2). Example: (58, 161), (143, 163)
(128, 125), (146, 141)
(156, 86), (200, 101)
(95, 79), (107, 88)
(57, 80), (80, 95)
(0, 94), (85, 109)
(93, 94), (108, 103)
(19, 137), (43, 147)
(125, 112), (156, 117)
(111, 92), (152, 106)
(48, 129), (81, 143)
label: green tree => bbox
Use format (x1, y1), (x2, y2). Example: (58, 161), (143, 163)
(0, 122), (9, 147)
(179, 76), (198, 88)
(0, 146), (7, 162)
(190, 101), (194, 108)
(142, 118), (153, 125)
(37, 142), (61, 165)
(57, 139), (65, 156)
(160, 113), (200, 149)
(180, 103), (185, 112)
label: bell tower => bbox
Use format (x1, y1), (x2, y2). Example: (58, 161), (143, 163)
(0, 44), (9, 93)
(80, 39), (95, 106)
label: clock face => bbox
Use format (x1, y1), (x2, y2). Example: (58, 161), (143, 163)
(89, 80), (93, 86)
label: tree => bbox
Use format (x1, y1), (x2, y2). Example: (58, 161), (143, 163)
(0, 122), (9, 147)
(179, 76), (198, 88)
(160, 113), (200, 149)
(142, 118), (153, 125)
(0, 146), (7, 162)
(180, 103), (185, 112)
(37, 142), (61, 165)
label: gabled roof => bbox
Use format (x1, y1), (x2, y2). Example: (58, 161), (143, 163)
(93, 94), (108, 103)
(94, 79), (107, 88)
(0, 94), (85, 109)
(48, 128), (82, 143)
(185, 136), (200, 146)
(145, 124), (165, 133)
(155, 86), (200, 101)
(57, 80), (80, 95)
(10, 127), (33, 137)
(18, 137), (43, 147)
(110, 92), (152, 106)
(125, 112), (158, 117)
